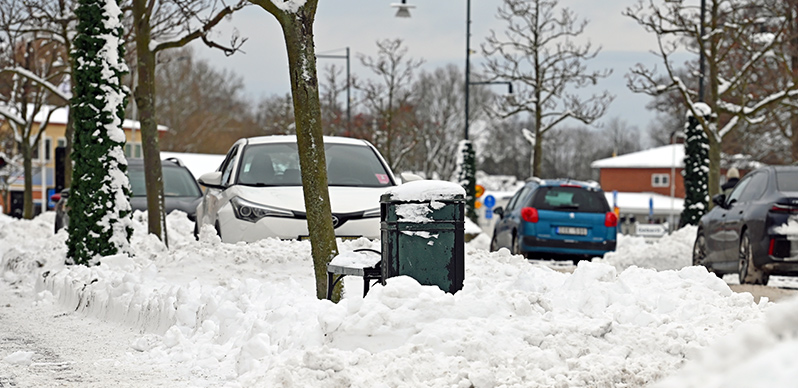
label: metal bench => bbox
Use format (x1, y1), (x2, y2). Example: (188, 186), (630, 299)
(326, 249), (382, 299)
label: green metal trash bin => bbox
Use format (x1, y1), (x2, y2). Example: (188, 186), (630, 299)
(380, 181), (465, 293)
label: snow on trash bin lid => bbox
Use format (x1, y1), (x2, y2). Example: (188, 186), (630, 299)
(383, 180), (465, 202)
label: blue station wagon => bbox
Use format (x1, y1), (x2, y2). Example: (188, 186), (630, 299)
(489, 178), (617, 263)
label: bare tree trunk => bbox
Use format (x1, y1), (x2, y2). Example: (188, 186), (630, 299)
(132, 0), (167, 242)
(278, 6), (340, 300)
(22, 144), (33, 219)
(707, 134), (721, 200)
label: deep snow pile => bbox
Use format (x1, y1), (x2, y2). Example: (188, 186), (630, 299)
(0, 212), (796, 387)
(597, 226), (697, 272)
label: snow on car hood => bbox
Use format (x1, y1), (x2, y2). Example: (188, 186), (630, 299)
(230, 185), (392, 214)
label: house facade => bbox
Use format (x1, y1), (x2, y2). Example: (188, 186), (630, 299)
(591, 144), (687, 198)
(0, 106), (162, 217)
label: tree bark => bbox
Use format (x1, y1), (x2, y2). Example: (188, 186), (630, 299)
(22, 143), (33, 219)
(276, 4), (340, 300)
(132, 0), (167, 243)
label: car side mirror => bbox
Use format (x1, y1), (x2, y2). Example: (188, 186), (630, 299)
(198, 171), (224, 189)
(400, 172), (424, 183)
(711, 194), (726, 208)
(493, 206), (504, 219)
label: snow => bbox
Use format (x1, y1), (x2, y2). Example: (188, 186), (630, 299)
(384, 179), (466, 201)
(330, 250), (381, 269)
(773, 216), (798, 236)
(1, 211), (798, 387)
(591, 144), (684, 169)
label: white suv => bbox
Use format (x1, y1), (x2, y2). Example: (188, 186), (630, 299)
(195, 135), (398, 243)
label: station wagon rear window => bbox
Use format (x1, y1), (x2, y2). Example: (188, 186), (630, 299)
(530, 186), (608, 213)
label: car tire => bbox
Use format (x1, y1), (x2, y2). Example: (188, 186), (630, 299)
(738, 231), (769, 285)
(193, 221), (200, 240)
(489, 232), (499, 252)
(54, 216), (63, 234)
(692, 233), (710, 270)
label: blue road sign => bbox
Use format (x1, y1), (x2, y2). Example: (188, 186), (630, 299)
(484, 194), (496, 208)
(485, 208), (493, 219)
(47, 188), (56, 209)
(649, 197), (654, 218)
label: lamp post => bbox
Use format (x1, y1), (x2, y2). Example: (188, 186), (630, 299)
(698, 0), (706, 102)
(316, 47), (351, 133)
(391, 1), (512, 222)
(669, 130), (684, 231)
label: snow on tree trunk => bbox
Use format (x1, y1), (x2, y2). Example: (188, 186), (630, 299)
(132, 0), (168, 243)
(680, 105), (711, 227)
(67, 0), (132, 265)
(251, 0), (339, 300)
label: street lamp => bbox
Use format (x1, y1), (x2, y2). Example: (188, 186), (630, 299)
(391, 0), (508, 222)
(391, 0), (415, 18)
(316, 47), (351, 133)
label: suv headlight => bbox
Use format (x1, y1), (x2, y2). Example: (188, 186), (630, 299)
(231, 196), (293, 223)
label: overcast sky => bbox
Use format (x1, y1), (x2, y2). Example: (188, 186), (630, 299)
(193, 0), (682, 143)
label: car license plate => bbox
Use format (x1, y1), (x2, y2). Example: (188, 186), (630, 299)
(557, 227), (587, 236)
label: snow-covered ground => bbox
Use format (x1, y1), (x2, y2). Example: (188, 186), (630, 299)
(1, 211), (797, 387)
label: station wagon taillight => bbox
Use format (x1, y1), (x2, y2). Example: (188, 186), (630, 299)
(605, 212), (618, 227)
(521, 207), (539, 223)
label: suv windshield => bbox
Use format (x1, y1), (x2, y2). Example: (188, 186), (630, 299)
(530, 186), (608, 213)
(128, 164), (202, 197)
(238, 142), (394, 187)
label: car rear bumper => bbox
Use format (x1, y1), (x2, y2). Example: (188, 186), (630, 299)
(522, 235), (616, 257)
(763, 257), (798, 275)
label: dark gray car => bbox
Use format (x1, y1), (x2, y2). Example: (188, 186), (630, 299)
(54, 158), (203, 233)
(692, 165), (798, 285)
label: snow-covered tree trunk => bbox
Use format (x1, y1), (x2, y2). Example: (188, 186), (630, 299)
(680, 106), (711, 227)
(67, 0), (132, 265)
(131, 0), (168, 244)
(250, 0), (339, 300)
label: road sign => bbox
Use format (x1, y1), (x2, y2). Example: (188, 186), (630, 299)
(485, 208), (493, 219)
(475, 184), (485, 198)
(649, 197), (654, 219)
(483, 194), (496, 208)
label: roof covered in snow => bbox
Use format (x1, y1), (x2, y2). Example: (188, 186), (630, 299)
(1, 104), (168, 131)
(591, 144), (684, 169)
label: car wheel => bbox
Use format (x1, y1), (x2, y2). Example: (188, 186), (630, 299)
(54, 215), (63, 234)
(692, 233), (709, 270)
(489, 232), (498, 252)
(738, 231), (770, 285)
(193, 221), (200, 240)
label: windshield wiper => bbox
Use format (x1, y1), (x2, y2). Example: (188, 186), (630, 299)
(238, 182), (280, 187)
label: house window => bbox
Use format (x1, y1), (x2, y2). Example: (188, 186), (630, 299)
(32, 137), (53, 162)
(125, 143), (142, 158)
(652, 173), (670, 188)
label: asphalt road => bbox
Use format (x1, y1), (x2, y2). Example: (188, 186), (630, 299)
(729, 284), (798, 303)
